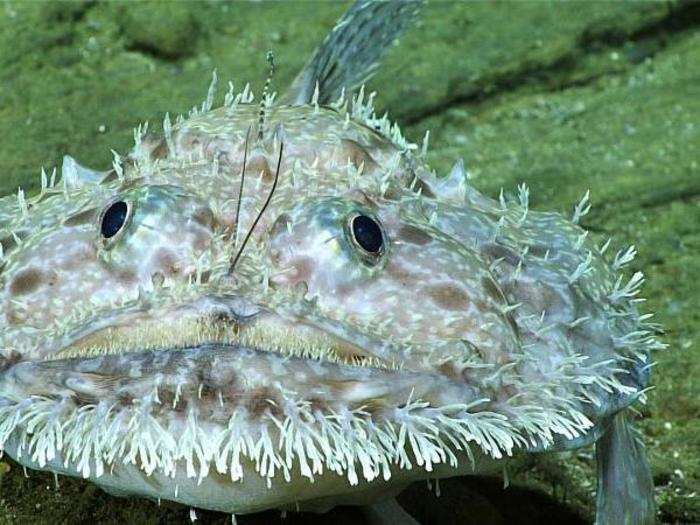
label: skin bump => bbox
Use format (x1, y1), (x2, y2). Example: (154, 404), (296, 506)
(152, 248), (181, 276)
(245, 387), (281, 418)
(191, 206), (218, 230)
(246, 153), (273, 183)
(426, 283), (471, 311)
(397, 224), (432, 245)
(340, 138), (378, 170)
(9, 267), (44, 296)
(481, 275), (507, 304)
(63, 207), (98, 226)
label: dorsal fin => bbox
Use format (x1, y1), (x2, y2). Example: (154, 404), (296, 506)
(282, 0), (423, 106)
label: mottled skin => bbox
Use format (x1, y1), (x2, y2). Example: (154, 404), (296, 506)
(0, 3), (660, 523)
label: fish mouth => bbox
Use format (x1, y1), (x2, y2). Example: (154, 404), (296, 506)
(52, 310), (395, 371)
(0, 331), (498, 515)
(0, 294), (425, 413)
(42, 294), (397, 370)
(0, 294), (494, 504)
(0, 294), (467, 412)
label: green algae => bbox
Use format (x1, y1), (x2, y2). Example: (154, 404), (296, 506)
(0, 1), (698, 523)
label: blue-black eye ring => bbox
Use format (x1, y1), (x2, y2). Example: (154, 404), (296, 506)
(99, 199), (132, 244)
(347, 213), (385, 262)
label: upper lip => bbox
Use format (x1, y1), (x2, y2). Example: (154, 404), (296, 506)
(44, 295), (261, 361)
(40, 294), (397, 370)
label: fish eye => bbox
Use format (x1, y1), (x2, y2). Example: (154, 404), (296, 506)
(100, 200), (130, 240)
(348, 214), (384, 257)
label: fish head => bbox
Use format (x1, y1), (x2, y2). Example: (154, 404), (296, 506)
(0, 102), (658, 515)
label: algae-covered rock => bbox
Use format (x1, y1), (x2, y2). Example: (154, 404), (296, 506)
(0, 1), (697, 523)
(119, 2), (200, 60)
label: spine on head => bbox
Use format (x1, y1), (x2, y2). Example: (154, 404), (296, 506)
(258, 52), (276, 142)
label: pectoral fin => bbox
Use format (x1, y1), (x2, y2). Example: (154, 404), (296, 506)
(595, 411), (655, 525)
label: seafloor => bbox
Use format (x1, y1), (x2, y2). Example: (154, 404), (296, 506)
(0, 1), (697, 524)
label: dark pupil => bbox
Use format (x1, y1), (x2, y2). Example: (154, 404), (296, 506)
(101, 201), (128, 238)
(352, 215), (383, 254)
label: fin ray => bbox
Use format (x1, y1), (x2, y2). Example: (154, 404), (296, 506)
(282, 0), (423, 105)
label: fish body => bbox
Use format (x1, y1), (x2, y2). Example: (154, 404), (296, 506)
(0, 2), (660, 523)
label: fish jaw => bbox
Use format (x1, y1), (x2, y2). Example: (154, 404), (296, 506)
(0, 295), (513, 513)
